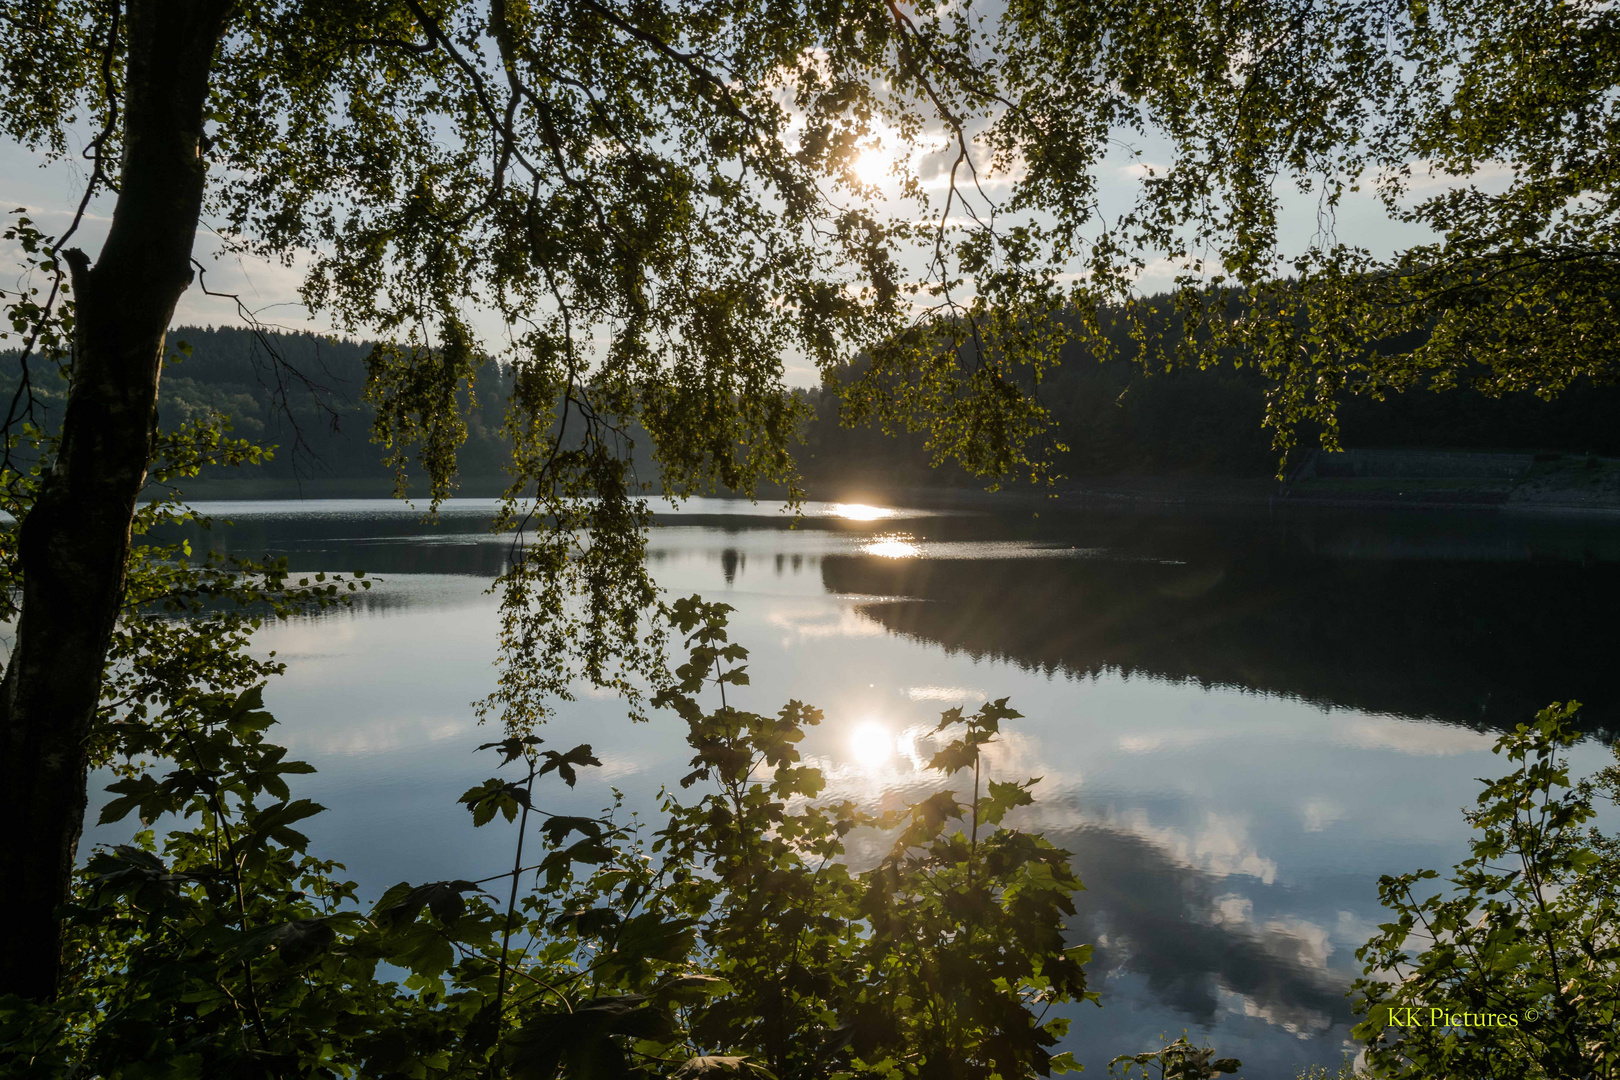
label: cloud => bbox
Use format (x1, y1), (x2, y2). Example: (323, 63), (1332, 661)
(1118, 162), (1165, 180)
(1383, 158), (1516, 193)
(1300, 797), (1345, 833)
(1335, 716), (1495, 757)
(767, 602), (891, 640)
(1212, 893), (1254, 925)
(905, 684), (986, 702)
(1055, 819), (1352, 1035)
(280, 713), (471, 756)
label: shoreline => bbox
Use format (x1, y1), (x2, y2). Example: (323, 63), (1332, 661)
(815, 476), (1620, 518)
(162, 462), (1620, 518)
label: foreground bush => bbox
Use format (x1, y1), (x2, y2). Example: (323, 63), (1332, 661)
(1352, 704), (1620, 1080)
(1, 598), (1094, 1080)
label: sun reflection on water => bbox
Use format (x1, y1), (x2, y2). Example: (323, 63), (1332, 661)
(831, 503), (895, 521)
(861, 533), (921, 558)
(849, 721), (896, 769)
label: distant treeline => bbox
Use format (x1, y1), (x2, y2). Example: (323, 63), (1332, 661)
(1, 327), (512, 489)
(800, 298), (1620, 488)
(6, 299), (1618, 492)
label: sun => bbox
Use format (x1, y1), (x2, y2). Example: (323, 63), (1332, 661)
(851, 148), (888, 186)
(849, 721), (894, 769)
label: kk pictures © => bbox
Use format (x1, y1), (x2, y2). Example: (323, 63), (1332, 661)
(1379, 1007), (1533, 1029)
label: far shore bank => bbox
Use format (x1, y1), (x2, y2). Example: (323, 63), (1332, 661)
(167, 448), (1620, 518)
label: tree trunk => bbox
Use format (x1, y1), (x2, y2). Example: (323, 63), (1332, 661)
(0, 0), (230, 1001)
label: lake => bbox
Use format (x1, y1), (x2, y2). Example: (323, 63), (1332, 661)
(91, 495), (1620, 1079)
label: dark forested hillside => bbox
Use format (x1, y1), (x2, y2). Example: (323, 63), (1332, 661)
(8, 310), (1618, 496)
(162, 326), (515, 485)
(801, 294), (1620, 488)
(3, 326), (514, 491)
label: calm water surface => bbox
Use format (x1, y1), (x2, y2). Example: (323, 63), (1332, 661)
(91, 497), (1620, 1079)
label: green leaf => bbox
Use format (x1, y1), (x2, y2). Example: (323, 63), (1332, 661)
(459, 777), (530, 826)
(539, 744), (603, 787)
(503, 996), (674, 1080)
(219, 915), (353, 968)
(611, 912), (697, 963)
(97, 774), (169, 825)
(371, 879), (484, 929)
(540, 815), (605, 845)
(244, 798), (326, 849)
